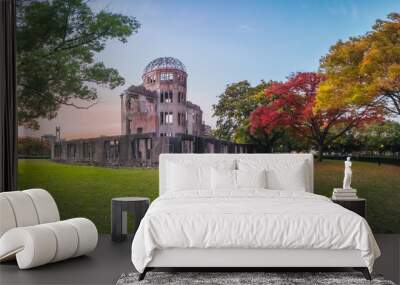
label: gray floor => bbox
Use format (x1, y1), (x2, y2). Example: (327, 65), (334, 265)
(0, 234), (399, 285)
(0, 235), (133, 285)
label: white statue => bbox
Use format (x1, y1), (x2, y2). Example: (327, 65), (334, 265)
(343, 157), (352, 190)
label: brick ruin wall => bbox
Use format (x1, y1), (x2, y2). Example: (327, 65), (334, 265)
(52, 133), (256, 167)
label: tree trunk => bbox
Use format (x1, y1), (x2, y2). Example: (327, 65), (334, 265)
(317, 144), (323, 162)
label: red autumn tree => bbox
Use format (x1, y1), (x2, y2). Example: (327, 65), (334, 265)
(250, 72), (381, 160)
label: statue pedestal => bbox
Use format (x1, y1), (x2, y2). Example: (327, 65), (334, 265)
(333, 188), (357, 192)
(332, 188), (358, 200)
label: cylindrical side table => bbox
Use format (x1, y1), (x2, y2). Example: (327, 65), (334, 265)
(111, 197), (150, 242)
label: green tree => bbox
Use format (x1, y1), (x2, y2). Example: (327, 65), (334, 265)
(328, 121), (400, 155)
(18, 137), (50, 157)
(212, 80), (269, 142)
(248, 128), (307, 153)
(329, 130), (363, 155)
(17, 0), (140, 129)
(360, 121), (400, 154)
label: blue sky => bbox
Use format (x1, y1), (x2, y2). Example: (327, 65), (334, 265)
(21, 0), (400, 139)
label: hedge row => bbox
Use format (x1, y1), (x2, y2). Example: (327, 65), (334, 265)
(322, 155), (400, 165)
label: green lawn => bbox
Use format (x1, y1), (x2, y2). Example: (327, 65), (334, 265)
(17, 159), (400, 234)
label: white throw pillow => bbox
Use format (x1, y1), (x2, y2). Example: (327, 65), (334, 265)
(211, 168), (236, 191)
(167, 159), (236, 192)
(236, 169), (267, 189)
(238, 159), (308, 191)
(168, 162), (210, 191)
(266, 161), (307, 191)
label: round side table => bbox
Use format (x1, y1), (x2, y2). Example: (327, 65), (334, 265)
(111, 197), (150, 242)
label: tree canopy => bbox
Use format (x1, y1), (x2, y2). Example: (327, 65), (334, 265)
(210, 12), (398, 157)
(360, 121), (400, 153)
(250, 72), (381, 160)
(17, 0), (140, 129)
(316, 13), (400, 116)
(328, 120), (400, 155)
(18, 137), (51, 157)
(212, 80), (269, 142)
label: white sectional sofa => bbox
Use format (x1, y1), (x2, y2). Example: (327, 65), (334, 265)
(0, 189), (98, 269)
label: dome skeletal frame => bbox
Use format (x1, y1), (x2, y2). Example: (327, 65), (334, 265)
(143, 57), (187, 75)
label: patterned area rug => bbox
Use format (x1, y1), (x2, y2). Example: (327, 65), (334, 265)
(116, 272), (396, 285)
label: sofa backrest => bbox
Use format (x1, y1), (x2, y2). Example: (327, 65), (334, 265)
(0, 189), (60, 237)
(159, 153), (314, 195)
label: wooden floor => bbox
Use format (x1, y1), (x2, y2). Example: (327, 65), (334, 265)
(0, 234), (399, 285)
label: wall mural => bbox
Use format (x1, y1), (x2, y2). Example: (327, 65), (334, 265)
(16, 0), (400, 235)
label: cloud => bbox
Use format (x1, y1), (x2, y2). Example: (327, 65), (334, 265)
(238, 24), (255, 33)
(327, 0), (360, 20)
(134, 0), (162, 17)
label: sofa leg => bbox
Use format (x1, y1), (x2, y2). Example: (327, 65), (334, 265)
(138, 268), (148, 281)
(354, 267), (371, 280)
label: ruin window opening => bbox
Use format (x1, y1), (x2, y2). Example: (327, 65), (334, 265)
(67, 144), (76, 159)
(164, 91), (173, 103)
(160, 72), (173, 81)
(83, 142), (89, 158)
(54, 145), (62, 159)
(126, 119), (131, 134)
(166, 112), (173, 124)
(132, 139), (140, 159)
(147, 75), (156, 84)
(145, 139), (152, 160)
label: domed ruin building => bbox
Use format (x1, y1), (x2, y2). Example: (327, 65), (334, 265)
(121, 57), (204, 137)
(52, 57), (254, 166)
